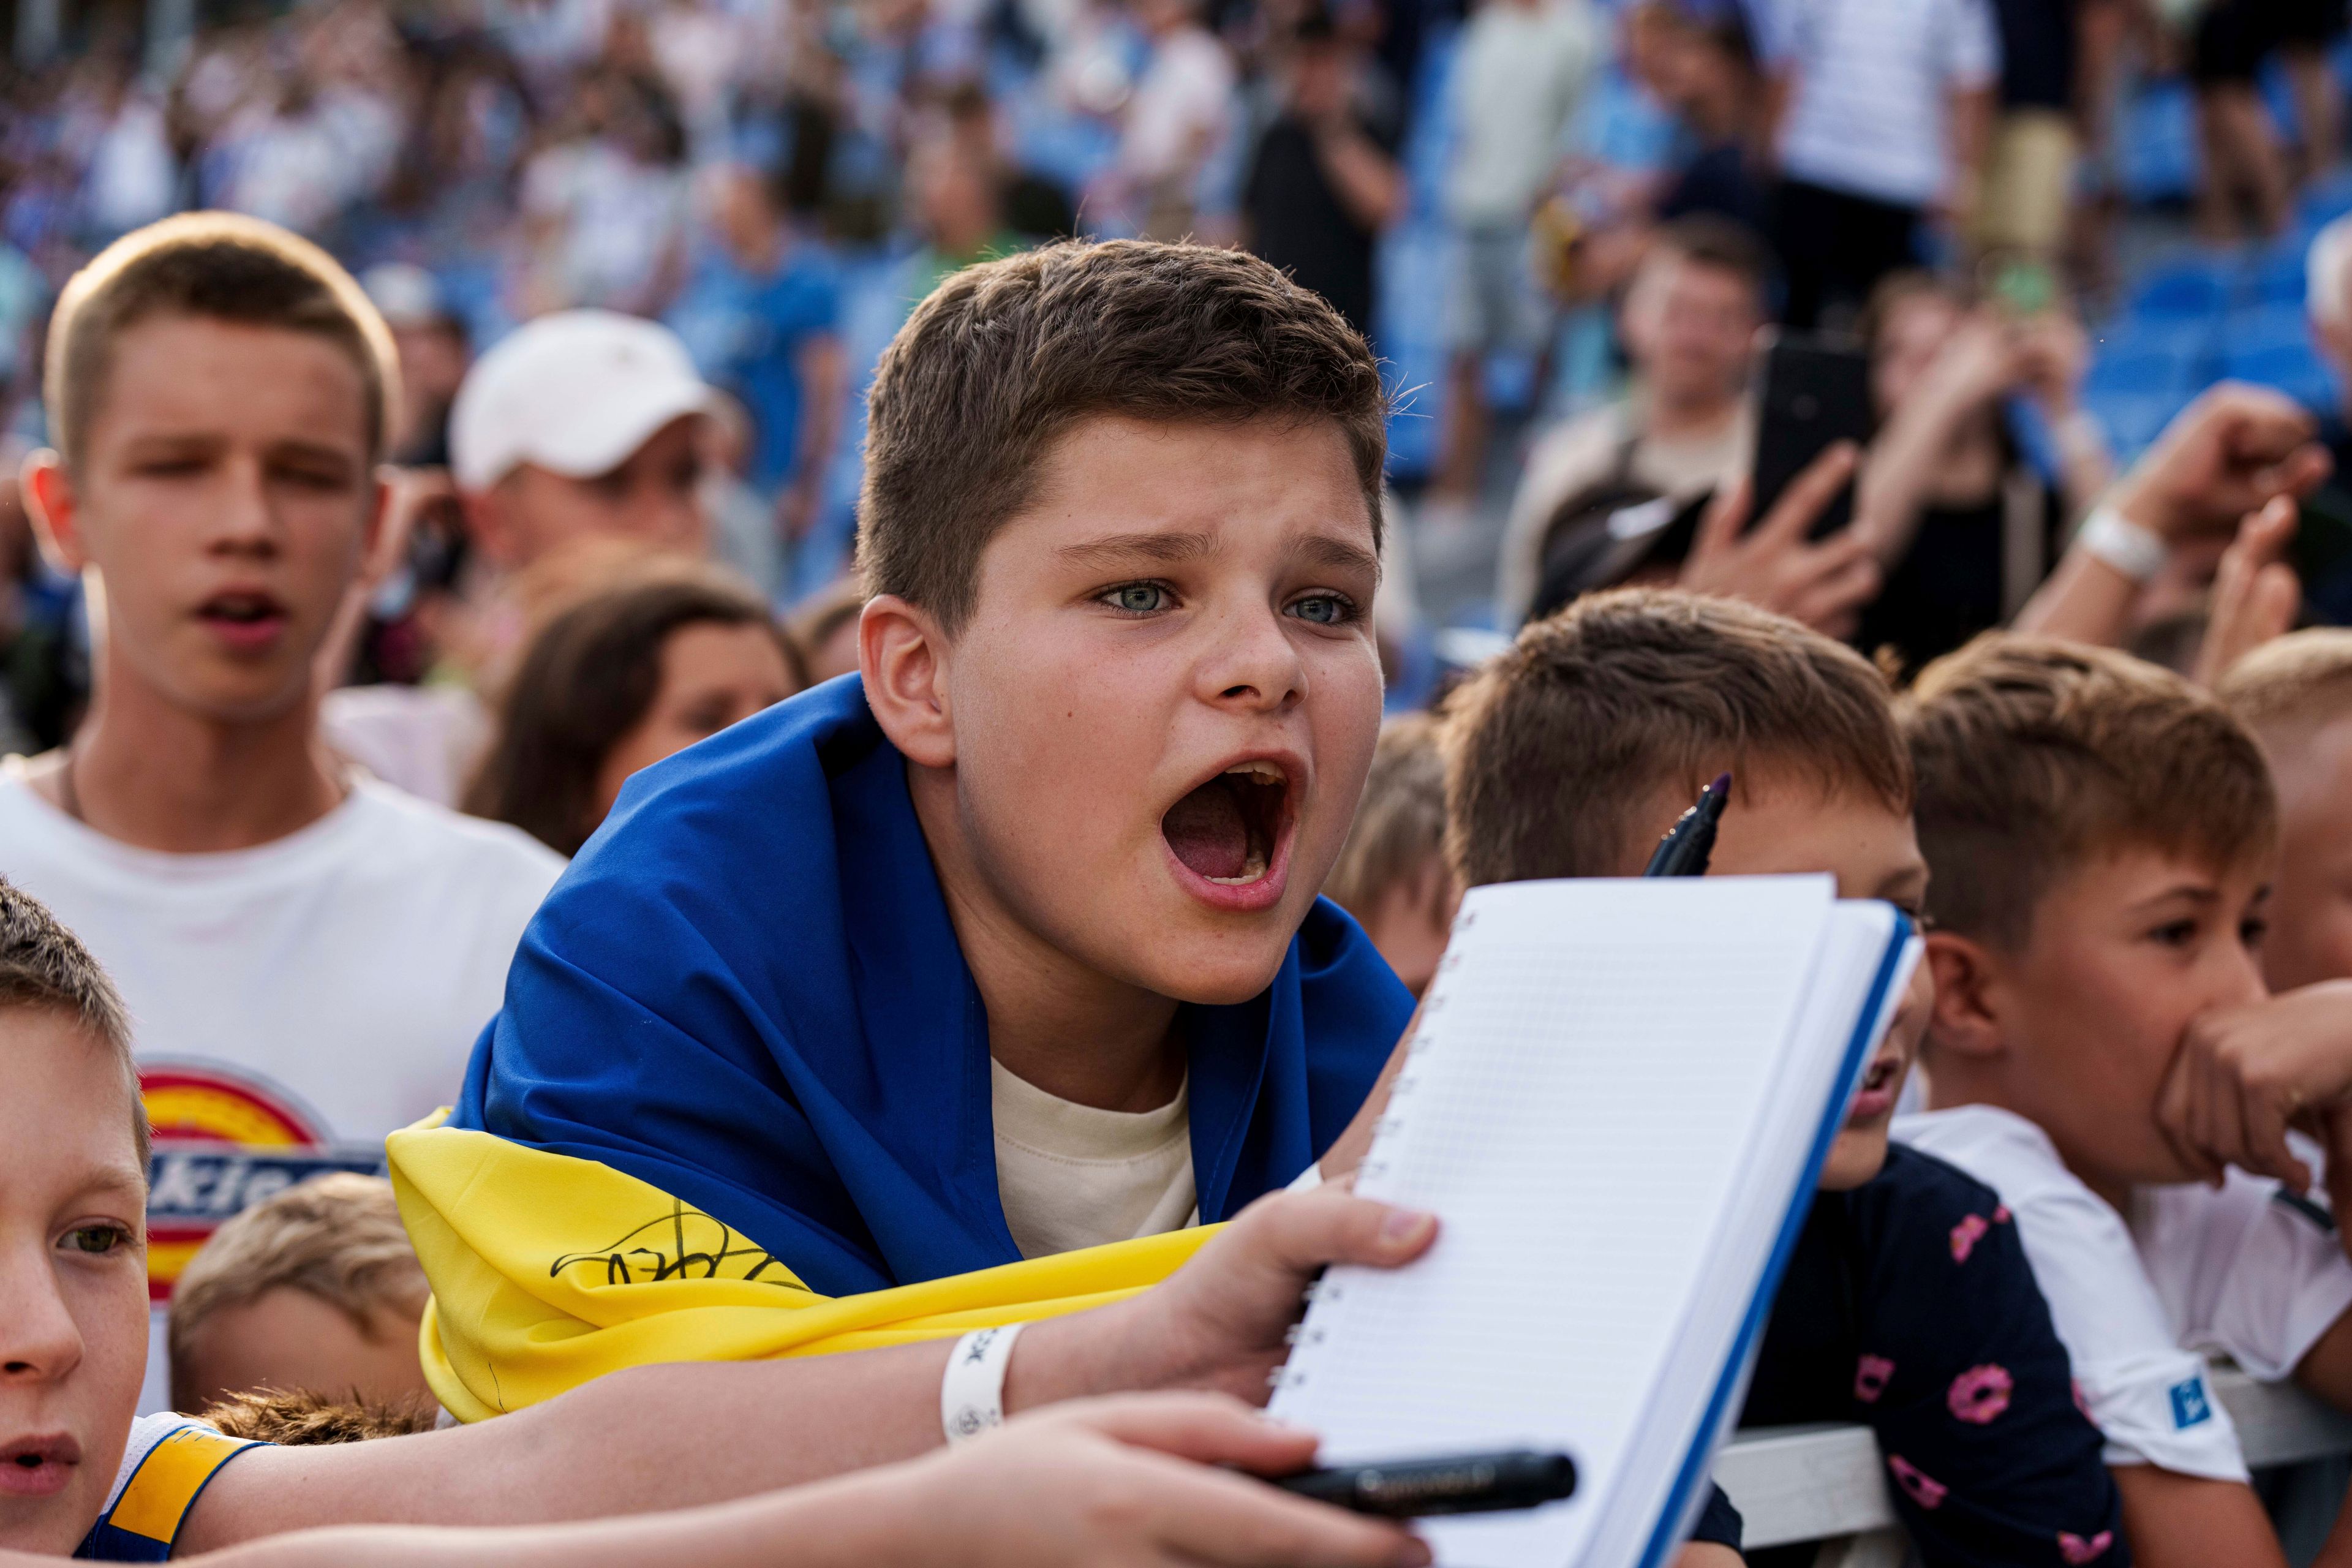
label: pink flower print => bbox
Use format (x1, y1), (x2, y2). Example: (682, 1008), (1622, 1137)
(1949, 1213), (1991, 1262)
(1855, 1354), (1896, 1403)
(1887, 1455), (1948, 1510)
(1993, 1205), (2012, 1224)
(2073, 1379), (2098, 1427)
(1948, 1363), (2015, 1425)
(2059, 1530), (2116, 1564)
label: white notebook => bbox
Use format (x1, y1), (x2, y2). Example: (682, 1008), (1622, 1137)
(1269, 875), (1918, 1568)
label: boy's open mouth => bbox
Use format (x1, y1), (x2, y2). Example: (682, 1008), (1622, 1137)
(1163, 760), (1289, 886)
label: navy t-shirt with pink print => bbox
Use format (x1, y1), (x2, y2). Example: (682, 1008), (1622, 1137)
(1739, 1144), (2127, 1568)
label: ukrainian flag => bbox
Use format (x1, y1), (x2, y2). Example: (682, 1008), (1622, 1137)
(394, 677), (1409, 1419)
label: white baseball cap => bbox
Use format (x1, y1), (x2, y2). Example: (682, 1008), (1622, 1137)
(450, 309), (718, 491)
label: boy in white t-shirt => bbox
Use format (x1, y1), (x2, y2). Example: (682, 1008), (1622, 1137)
(3, 215), (564, 1389)
(0, 876), (1429, 1566)
(1893, 635), (2352, 1568)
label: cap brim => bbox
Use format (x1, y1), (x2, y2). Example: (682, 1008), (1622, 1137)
(522, 377), (720, 481)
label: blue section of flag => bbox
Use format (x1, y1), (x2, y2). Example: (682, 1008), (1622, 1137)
(453, 674), (1412, 1297)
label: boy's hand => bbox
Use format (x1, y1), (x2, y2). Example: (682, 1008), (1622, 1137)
(2190, 496), (2301, 689)
(1679, 446), (1880, 639)
(2108, 384), (2330, 545)
(2157, 982), (2352, 1191)
(1014, 1186), (1438, 1411)
(883, 1394), (1429, 1567)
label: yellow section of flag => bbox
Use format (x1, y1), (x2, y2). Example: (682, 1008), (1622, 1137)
(387, 1115), (1217, 1422)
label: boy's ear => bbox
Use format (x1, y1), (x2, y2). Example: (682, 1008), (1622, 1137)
(21, 448), (88, 573)
(860, 594), (957, 769)
(1923, 930), (2005, 1061)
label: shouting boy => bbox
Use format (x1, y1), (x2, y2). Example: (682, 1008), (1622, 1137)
(1895, 636), (2352, 1568)
(397, 240), (1418, 1395)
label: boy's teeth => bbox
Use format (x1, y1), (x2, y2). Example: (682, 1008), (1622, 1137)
(1224, 761), (1285, 784)
(1207, 849), (1270, 886)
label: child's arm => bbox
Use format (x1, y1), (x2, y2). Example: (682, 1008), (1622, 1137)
(145, 1398), (1428, 1568)
(179, 1186), (1438, 1550)
(2112, 1465), (2291, 1568)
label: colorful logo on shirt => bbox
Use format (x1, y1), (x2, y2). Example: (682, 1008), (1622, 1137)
(2168, 1375), (2214, 1430)
(137, 1064), (380, 1303)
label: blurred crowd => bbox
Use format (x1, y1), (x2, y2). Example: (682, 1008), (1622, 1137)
(0, 0), (2343, 748)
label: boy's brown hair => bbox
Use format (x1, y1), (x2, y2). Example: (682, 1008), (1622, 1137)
(168, 1174), (428, 1412)
(1445, 589), (1910, 887)
(2215, 628), (2352, 739)
(1325, 713), (1450, 921)
(858, 239), (1387, 634)
(46, 211), (399, 469)
(0, 876), (145, 1166)
(1902, 635), (2278, 950)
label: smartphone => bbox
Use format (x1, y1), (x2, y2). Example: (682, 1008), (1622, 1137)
(1749, 337), (1875, 539)
(2296, 487), (2352, 624)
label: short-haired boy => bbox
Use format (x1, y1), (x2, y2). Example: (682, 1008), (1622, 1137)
(415, 240), (1413, 1321)
(4, 214), (563, 1392)
(0, 875), (1430, 1567)
(1440, 589), (2124, 1567)
(1896, 635), (2352, 1568)
(167, 1175), (433, 1417)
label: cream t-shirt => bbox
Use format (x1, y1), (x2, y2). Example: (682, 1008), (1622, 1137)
(990, 1059), (1199, 1260)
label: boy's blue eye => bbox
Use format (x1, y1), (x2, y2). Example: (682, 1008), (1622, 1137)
(1290, 594), (1350, 625)
(1106, 583), (1170, 614)
(62, 1224), (130, 1256)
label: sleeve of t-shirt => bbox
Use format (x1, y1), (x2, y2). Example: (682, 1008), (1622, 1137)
(2159, 1172), (2352, 1383)
(1898, 1112), (2249, 1483)
(1690, 1481), (1743, 1550)
(1994, 1174), (2245, 1479)
(1850, 1149), (2128, 1568)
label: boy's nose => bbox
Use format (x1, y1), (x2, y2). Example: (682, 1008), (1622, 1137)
(0, 1261), (85, 1384)
(1198, 606), (1308, 712)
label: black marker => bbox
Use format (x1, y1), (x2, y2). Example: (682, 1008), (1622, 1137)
(1643, 773), (1731, 877)
(1272, 1449), (1578, 1518)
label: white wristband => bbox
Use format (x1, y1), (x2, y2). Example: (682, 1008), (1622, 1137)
(941, 1323), (1025, 1444)
(2076, 504), (2169, 584)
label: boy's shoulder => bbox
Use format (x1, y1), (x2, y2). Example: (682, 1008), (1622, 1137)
(75, 1415), (265, 1562)
(1891, 1102), (2087, 1212)
(1896, 1105), (2253, 1482)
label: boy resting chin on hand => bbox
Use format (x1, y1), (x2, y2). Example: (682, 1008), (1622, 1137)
(1895, 635), (2352, 1568)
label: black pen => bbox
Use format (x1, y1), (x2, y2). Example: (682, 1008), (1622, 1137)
(1272, 1449), (1578, 1518)
(1643, 773), (1731, 877)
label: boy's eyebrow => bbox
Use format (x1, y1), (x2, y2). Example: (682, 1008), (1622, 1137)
(2128, 883), (2222, 912)
(1291, 533), (1383, 579)
(1056, 530), (1218, 568)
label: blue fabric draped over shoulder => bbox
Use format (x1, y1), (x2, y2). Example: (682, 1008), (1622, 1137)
(452, 674), (1412, 1298)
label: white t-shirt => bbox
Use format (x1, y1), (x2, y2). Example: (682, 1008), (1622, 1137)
(1446, 0), (1599, 227)
(1120, 26), (1235, 183)
(1897, 1104), (2352, 1482)
(990, 1058), (1199, 1259)
(1771, 0), (1998, 209)
(0, 767), (562, 1145)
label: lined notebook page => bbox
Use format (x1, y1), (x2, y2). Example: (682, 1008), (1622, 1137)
(1268, 876), (1845, 1568)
